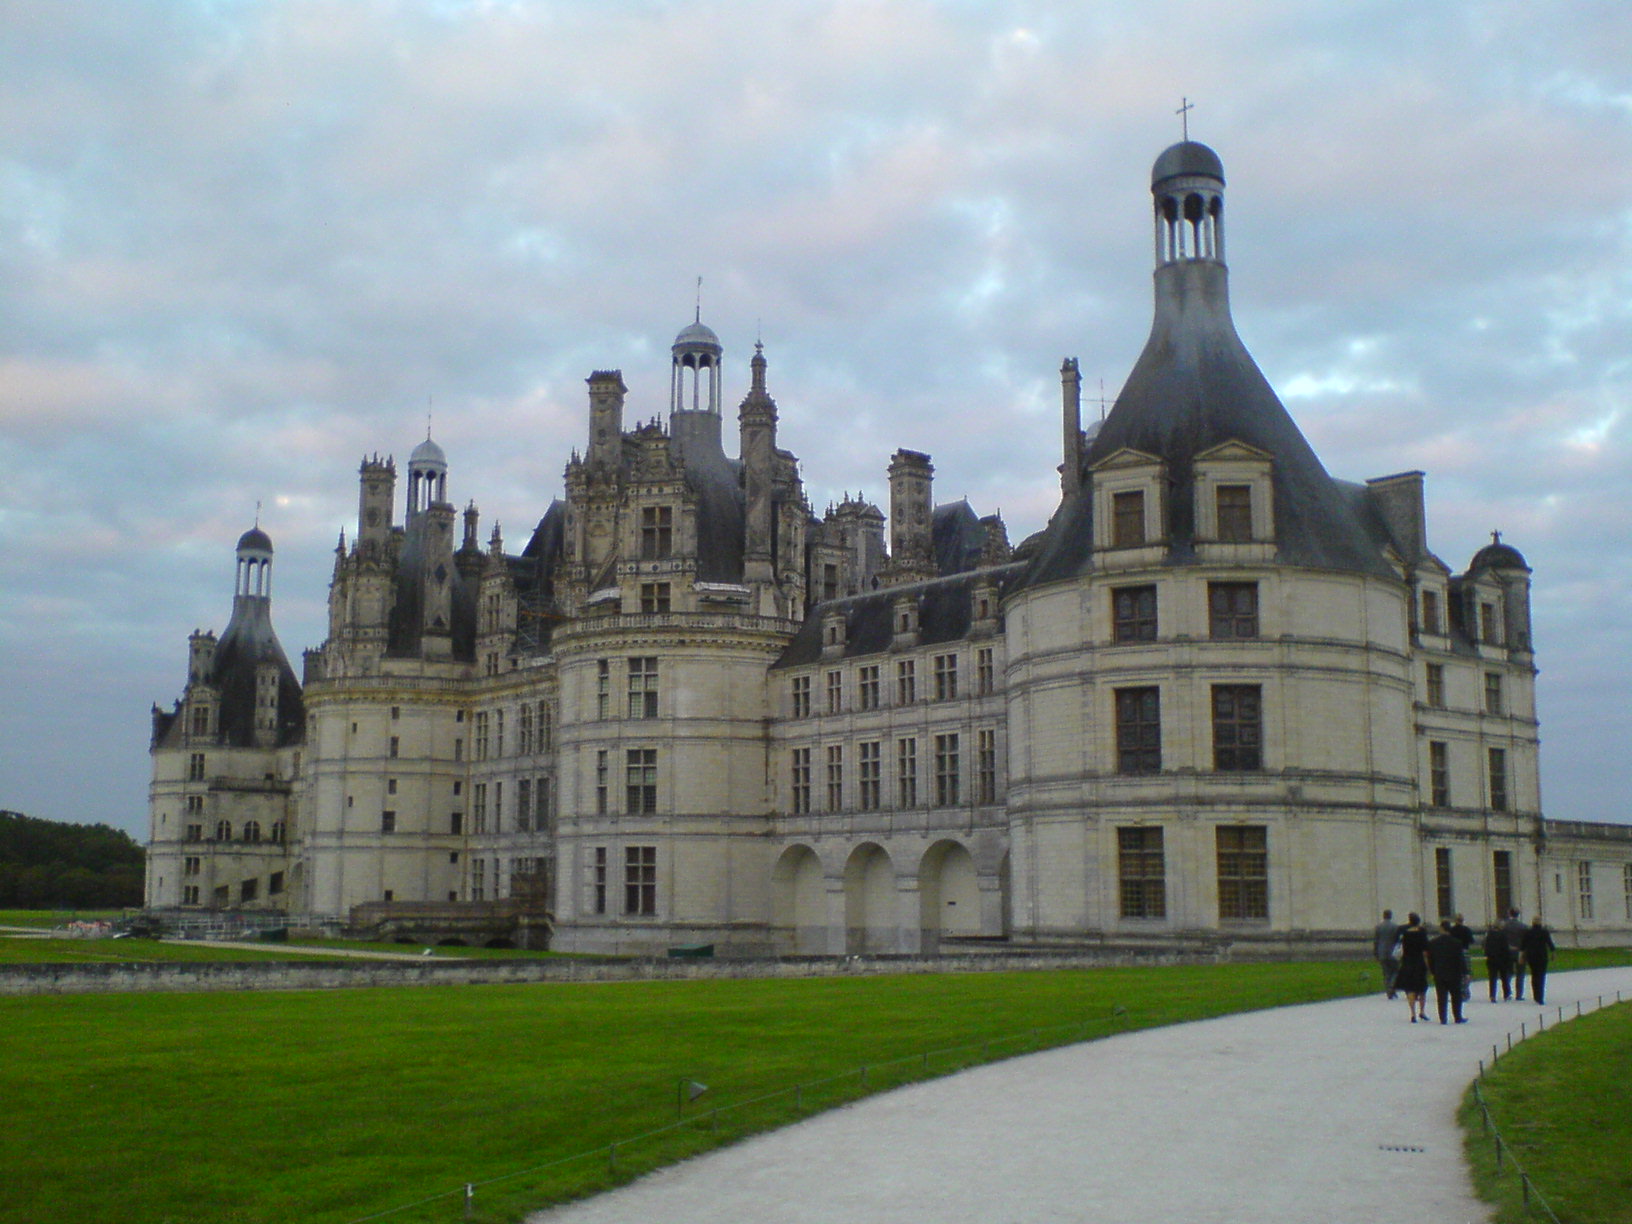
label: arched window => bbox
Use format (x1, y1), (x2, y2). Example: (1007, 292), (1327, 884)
(215, 820), (232, 841)
(270, 821), (285, 844)
(243, 821), (262, 843)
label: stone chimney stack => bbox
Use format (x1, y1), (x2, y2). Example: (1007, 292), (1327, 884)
(586, 370), (627, 468)
(885, 449), (936, 585)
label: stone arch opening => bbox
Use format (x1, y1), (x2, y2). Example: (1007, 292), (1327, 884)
(772, 844), (826, 955)
(843, 842), (896, 954)
(918, 840), (981, 953)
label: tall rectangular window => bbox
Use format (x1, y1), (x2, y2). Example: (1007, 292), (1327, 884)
(535, 775), (552, 832)
(516, 779), (532, 832)
(472, 857), (486, 902)
(896, 659), (916, 705)
(626, 749), (657, 815)
(791, 675), (811, 718)
(494, 711), (505, 756)
(595, 750), (608, 815)
(493, 782), (503, 833)
(625, 846), (657, 916)
(1479, 602), (1496, 644)
(1488, 747), (1509, 812)
(859, 665), (881, 710)
(539, 701), (552, 750)
(1484, 672), (1503, 716)
(640, 583), (671, 613)
(933, 654), (958, 701)
(826, 670), (843, 715)
(975, 647), (995, 696)
(977, 728), (998, 804)
(475, 712), (489, 760)
(627, 657), (658, 719)
(1425, 663), (1445, 708)
(1576, 861), (1594, 920)
(189, 753), (206, 781)
(897, 738), (918, 807)
(519, 703), (535, 755)
(1622, 864), (1632, 922)
(1493, 850), (1514, 920)
(381, 810), (396, 834)
(825, 745), (844, 811)
(1112, 489), (1145, 547)
(1215, 484), (1253, 541)
(1421, 590), (1441, 635)
(473, 783), (487, 834)
(1112, 585), (1158, 643)
(1217, 826), (1268, 920)
(1115, 687), (1161, 775)
(1209, 582), (1259, 639)
(791, 748), (812, 814)
(596, 660), (611, 720)
(934, 733), (960, 806)
(1212, 685), (1262, 771)
(1118, 827), (1166, 919)
(1429, 741), (1450, 807)
(591, 847), (607, 914)
(640, 506), (673, 560)
(858, 741), (881, 810)
(1435, 847), (1454, 919)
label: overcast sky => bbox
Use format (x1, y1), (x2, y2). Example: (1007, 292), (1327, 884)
(3, 0), (1629, 838)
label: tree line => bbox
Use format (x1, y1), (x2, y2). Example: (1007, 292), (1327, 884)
(0, 810), (145, 908)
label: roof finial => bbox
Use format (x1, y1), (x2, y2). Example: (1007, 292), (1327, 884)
(426, 395), (433, 440)
(1492, 529), (1503, 545)
(254, 499), (262, 528)
(695, 275), (702, 324)
(1176, 96), (1194, 142)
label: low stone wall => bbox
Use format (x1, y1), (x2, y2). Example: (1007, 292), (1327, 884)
(0, 947), (1250, 997)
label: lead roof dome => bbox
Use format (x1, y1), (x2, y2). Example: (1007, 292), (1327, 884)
(1152, 140), (1225, 187)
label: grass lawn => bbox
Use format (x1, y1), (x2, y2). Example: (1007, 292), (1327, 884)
(1, 959), (1377, 1224)
(0, 908), (126, 928)
(0, 936), (351, 964)
(1460, 999), (1632, 1224)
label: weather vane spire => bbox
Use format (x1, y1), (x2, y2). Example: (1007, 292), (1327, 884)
(426, 395), (433, 440)
(1176, 96), (1195, 142)
(695, 275), (702, 324)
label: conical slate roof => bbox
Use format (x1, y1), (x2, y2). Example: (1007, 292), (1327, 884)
(1017, 145), (1394, 590)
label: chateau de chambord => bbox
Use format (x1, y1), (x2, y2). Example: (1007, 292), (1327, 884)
(146, 141), (1632, 954)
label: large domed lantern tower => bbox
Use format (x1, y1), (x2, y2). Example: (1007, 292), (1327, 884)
(406, 435), (448, 521)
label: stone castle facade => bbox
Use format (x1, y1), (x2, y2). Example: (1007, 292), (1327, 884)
(147, 141), (1632, 953)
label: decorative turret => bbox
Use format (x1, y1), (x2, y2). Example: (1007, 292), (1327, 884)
(1061, 357), (1083, 496)
(739, 342), (778, 584)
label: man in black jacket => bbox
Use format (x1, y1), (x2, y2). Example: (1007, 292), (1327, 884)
(1520, 917), (1557, 1005)
(1428, 920), (1469, 1024)
(1483, 921), (1515, 1001)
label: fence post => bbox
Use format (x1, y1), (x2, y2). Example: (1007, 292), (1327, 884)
(1521, 1172), (1532, 1204)
(1494, 1135), (1503, 1168)
(608, 1143), (617, 1174)
(796, 1085), (803, 1112)
(464, 1183), (475, 1220)
(861, 1064), (869, 1089)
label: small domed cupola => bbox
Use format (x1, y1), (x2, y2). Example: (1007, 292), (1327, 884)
(671, 315), (723, 416)
(235, 525), (274, 598)
(407, 434), (449, 519)
(1152, 140), (1225, 265)
(1472, 530), (1530, 573)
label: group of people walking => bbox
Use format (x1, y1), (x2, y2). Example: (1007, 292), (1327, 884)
(1372, 908), (1556, 1024)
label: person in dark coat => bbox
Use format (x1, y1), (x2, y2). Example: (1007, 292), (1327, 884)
(1503, 909), (1528, 999)
(1395, 913), (1431, 1023)
(1520, 917), (1557, 1005)
(1428, 920), (1469, 1024)
(1483, 921), (1515, 1001)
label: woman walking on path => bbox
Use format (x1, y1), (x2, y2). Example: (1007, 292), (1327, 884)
(1395, 913), (1431, 1022)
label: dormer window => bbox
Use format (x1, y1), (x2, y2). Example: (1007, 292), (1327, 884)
(1421, 590), (1441, 635)
(640, 506), (673, 560)
(1193, 441), (1274, 556)
(1089, 448), (1166, 561)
